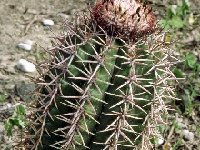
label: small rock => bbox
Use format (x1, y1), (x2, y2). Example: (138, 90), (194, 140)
(42, 19), (54, 26)
(16, 59), (36, 73)
(18, 43), (32, 51)
(15, 82), (35, 101)
(157, 136), (165, 146)
(18, 39), (34, 51)
(6, 103), (12, 109)
(23, 39), (34, 45)
(188, 13), (195, 25)
(0, 103), (12, 111)
(183, 129), (194, 141)
(183, 130), (189, 135)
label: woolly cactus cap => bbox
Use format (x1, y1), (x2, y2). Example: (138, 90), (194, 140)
(91, 0), (157, 41)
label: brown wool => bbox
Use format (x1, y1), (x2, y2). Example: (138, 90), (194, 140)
(91, 0), (157, 41)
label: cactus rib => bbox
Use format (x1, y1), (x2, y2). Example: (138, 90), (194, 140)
(22, 1), (181, 150)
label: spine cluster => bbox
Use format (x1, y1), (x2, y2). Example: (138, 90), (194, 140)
(22, 1), (180, 150)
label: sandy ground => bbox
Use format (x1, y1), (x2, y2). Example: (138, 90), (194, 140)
(0, 0), (88, 148)
(0, 0), (88, 93)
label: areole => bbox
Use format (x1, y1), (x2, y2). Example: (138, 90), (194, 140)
(22, 0), (178, 150)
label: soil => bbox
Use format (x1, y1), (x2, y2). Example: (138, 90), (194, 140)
(0, 0), (88, 149)
(0, 0), (88, 93)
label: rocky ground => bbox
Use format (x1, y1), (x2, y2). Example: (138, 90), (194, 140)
(0, 0), (88, 149)
(0, 0), (200, 149)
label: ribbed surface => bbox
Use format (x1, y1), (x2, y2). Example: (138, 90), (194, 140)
(22, 1), (179, 150)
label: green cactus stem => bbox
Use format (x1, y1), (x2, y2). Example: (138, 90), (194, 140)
(23, 0), (180, 150)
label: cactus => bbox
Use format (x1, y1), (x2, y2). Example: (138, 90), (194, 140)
(24, 0), (179, 149)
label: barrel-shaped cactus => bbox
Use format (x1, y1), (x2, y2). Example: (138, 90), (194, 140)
(24, 0), (179, 149)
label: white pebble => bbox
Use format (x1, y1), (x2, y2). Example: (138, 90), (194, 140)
(156, 136), (165, 146)
(17, 59), (36, 73)
(18, 39), (34, 51)
(183, 129), (194, 141)
(6, 103), (12, 109)
(42, 19), (54, 26)
(183, 129), (189, 135)
(23, 39), (34, 45)
(18, 43), (32, 51)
